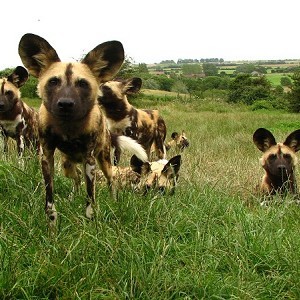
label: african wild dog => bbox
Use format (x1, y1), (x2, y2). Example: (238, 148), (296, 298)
(0, 66), (39, 156)
(18, 33), (146, 224)
(130, 154), (181, 195)
(98, 77), (167, 164)
(253, 128), (300, 197)
(165, 130), (189, 152)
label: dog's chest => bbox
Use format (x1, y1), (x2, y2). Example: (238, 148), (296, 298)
(0, 113), (26, 137)
(56, 134), (93, 158)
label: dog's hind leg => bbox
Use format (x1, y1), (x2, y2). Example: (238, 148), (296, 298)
(154, 118), (167, 159)
(154, 136), (166, 160)
(62, 156), (82, 194)
(97, 149), (115, 199)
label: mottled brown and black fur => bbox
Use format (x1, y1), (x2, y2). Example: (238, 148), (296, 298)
(98, 77), (166, 164)
(253, 128), (300, 196)
(0, 66), (39, 156)
(18, 33), (125, 224)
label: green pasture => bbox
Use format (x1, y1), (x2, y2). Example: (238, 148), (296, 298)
(265, 73), (292, 86)
(1, 97), (300, 299)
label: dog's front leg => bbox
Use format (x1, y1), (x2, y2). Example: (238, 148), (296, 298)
(16, 135), (25, 157)
(41, 147), (56, 223)
(83, 156), (96, 219)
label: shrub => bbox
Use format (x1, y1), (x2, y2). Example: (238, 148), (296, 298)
(251, 100), (274, 111)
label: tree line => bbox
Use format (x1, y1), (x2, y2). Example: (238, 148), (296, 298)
(1, 60), (300, 113)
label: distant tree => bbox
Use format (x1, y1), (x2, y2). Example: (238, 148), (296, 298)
(202, 63), (218, 76)
(228, 74), (271, 105)
(155, 75), (175, 91)
(182, 77), (203, 95)
(177, 59), (199, 64)
(280, 76), (292, 87)
(287, 71), (300, 112)
(20, 76), (39, 98)
(171, 81), (188, 94)
(255, 65), (267, 74)
(137, 63), (149, 74)
(235, 63), (256, 74)
(117, 56), (136, 79)
(182, 64), (202, 75)
(235, 63), (267, 74)
(160, 60), (176, 64)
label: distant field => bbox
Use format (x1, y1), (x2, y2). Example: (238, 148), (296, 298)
(265, 73), (289, 86)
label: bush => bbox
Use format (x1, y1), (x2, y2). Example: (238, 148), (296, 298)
(251, 100), (274, 111)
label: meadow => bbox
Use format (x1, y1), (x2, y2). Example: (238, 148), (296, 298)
(1, 94), (300, 299)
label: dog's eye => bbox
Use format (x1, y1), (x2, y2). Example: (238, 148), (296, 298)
(269, 154), (277, 161)
(48, 77), (60, 87)
(5, 90), (13, 97)
(76, 79), (89, 88)
(283, 153), (291, 160)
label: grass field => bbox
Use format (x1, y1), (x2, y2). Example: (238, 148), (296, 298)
(2, 97), (300, 299)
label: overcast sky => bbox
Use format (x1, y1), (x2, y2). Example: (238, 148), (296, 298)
(2, 0), (300, 70)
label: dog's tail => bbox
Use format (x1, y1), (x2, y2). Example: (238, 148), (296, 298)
(113, 135), (148, 162)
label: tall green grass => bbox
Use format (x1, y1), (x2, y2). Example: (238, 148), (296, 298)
(1, 99), (300, 299)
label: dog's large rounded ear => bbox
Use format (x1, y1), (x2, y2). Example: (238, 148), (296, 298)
(124, 77), (142, 95)
(284, 129), (300, 152)
(18, 33), (60, 78)
(7, 66), (29, 87)
(162, 155), (181, 178)
(171, 132), (179, 140)
(82, 41), (124, 83)
(130, 155), (144, 174)
(253, 128), (276, 152)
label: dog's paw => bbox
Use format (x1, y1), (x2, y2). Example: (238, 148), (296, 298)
(86, 204), (94, 219)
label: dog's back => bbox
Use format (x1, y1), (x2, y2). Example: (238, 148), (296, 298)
(99, 77), (166, 161)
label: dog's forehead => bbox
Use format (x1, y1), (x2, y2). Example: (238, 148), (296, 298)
(265, 143), (295, 156)
(0, 78), (17, 93)
(100, 81), (123, 98)
(40, 62), (95, 81)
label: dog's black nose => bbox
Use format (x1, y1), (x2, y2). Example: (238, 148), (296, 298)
(57, 98), (75, 110)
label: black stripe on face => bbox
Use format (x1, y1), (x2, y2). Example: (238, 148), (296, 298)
(1, 80), (6, 94)
(65, 64), (73, 85)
